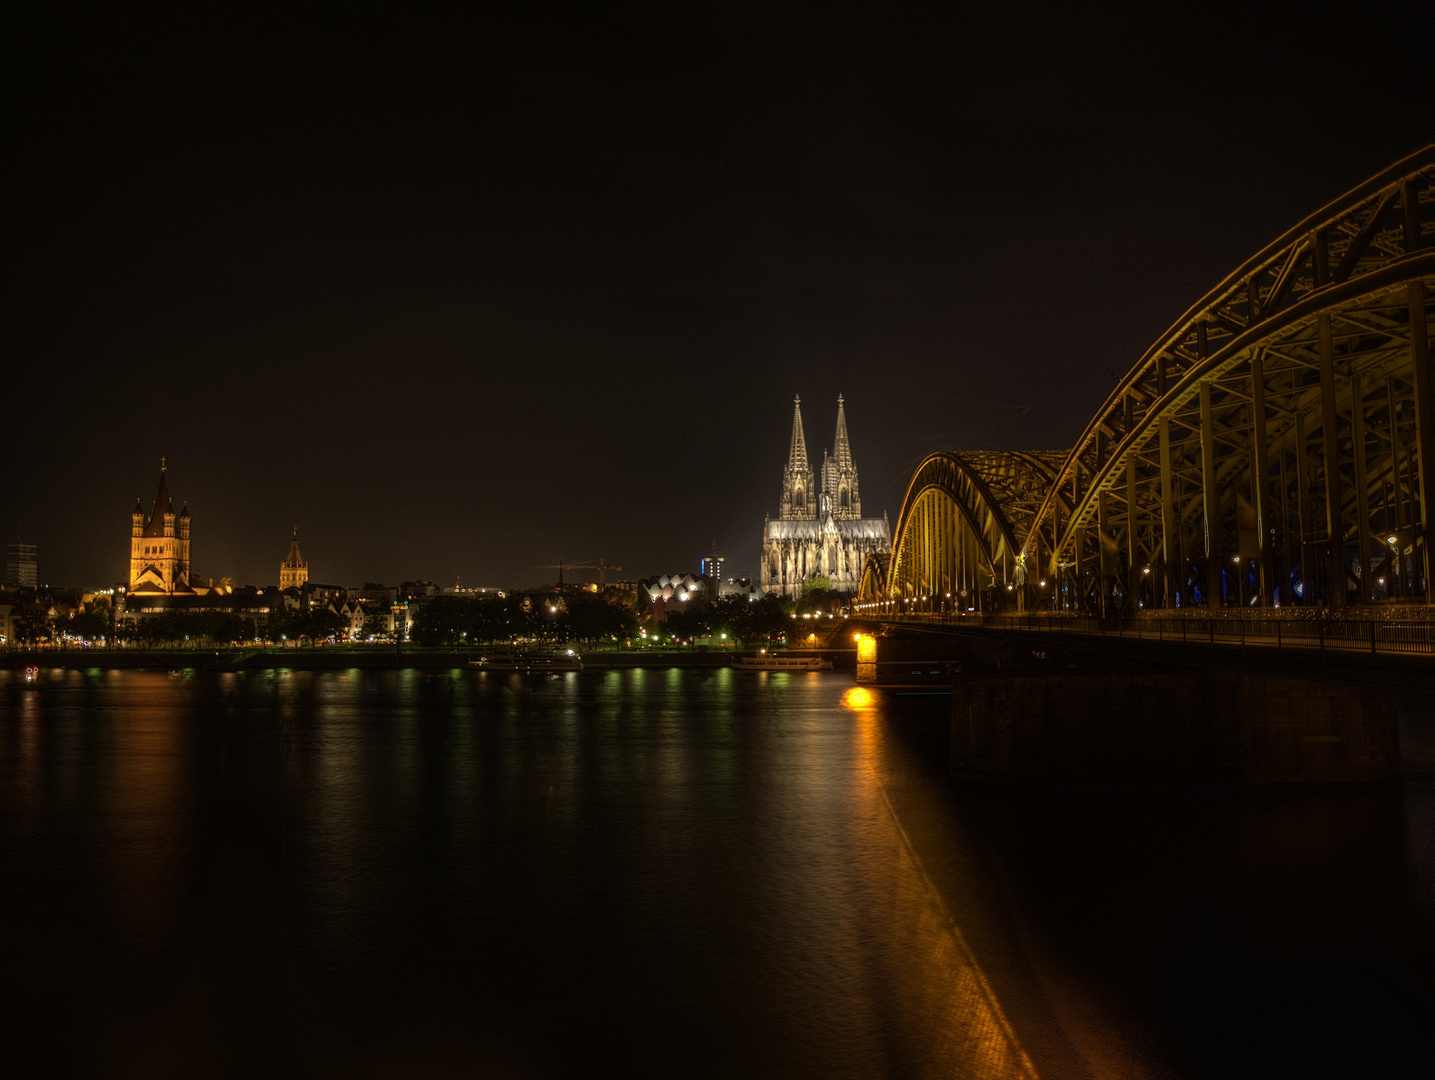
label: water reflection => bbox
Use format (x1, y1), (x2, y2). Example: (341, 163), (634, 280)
(100, 677), (189, 951)
(3, 668), (1427, 1076)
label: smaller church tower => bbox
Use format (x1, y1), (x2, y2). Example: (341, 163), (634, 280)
(779, 395), (817, 521)
(280, 528), (309, 590)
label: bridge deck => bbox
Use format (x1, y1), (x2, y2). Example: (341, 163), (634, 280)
(871, 612), (1435, 691)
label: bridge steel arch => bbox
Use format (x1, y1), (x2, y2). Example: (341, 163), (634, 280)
(869, 146), (1435, 616)
(864, 450), (1066, 612)
(857, 552), (890, 604)
(1017, 145), (1435, 612)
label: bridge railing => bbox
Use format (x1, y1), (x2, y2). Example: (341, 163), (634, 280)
(876, 612), (1435, 658)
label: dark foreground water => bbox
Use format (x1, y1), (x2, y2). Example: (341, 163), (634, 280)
(0, 668), (1431, 1079)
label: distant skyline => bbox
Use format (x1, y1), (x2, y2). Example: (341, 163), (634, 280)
(5, 8), (1429, 587)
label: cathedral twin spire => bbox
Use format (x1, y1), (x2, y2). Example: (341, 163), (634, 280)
(780, 395), (860, 521)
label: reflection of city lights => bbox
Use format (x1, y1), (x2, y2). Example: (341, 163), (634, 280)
(843, 686), (874, 710)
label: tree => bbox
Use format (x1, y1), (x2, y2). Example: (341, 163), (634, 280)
(303, 608), (346, 643)
(798, 577), (845, 616)
(744, 594), (793, 642)
(561, 591), (639, 644)
(14, 610), (48, 645)
(66, 610), (110, 641)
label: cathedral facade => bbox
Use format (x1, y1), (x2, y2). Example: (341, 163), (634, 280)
(760, 396), (890, 597)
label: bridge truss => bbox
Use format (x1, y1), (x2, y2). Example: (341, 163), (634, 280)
(866, 145), (1435, 614)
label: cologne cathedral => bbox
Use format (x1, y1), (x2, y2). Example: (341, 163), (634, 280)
(760, 395), (890, 597)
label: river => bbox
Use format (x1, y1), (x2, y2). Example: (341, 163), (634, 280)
(1, 667), (1430, 1078)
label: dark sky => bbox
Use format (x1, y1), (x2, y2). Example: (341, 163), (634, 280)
(5, 6), (1430, 589)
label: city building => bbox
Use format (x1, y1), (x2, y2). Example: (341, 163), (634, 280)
(279, 529), (309, 589)
(5, 543), (38, 588)
(639, 572), (708, 621)
(699, 552), (724, 582)
(718, 576), (761, 599)
(301, 582), (346, 611)
(760, 395), (890, 597)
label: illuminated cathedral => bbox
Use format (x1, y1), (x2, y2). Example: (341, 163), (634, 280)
(760, 396), (890, 597)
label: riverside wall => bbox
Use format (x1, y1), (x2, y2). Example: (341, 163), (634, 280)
(0, 647), (854, 672)
(852, 629), (1404, 783)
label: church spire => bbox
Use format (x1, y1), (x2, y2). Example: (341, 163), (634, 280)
(787, 395), (810, 472)
(822, 394), (861, 520)
(833, 394), (854, 472)
(143, 460), (174, 537)
(779, 395), (816, 521)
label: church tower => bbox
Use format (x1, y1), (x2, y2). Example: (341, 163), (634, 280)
(128, 458), (192, 593)
(821, 394), (861, 520)
(779, 396), (816, 521)
(280, 528), (309, 590)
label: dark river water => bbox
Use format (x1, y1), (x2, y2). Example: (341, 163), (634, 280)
(1, 667), (1431, 1079)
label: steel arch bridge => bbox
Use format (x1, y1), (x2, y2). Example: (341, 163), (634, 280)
(859, 451), (1064, 608)
(862, 145), (1435, 615)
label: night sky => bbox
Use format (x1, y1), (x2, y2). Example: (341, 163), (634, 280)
(6, 7), (1429, 589)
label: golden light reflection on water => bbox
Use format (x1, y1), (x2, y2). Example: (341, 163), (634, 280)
(103, 675), (188, 949)
(849, 686), (1039, 1080)
(842, 686), (875, 711)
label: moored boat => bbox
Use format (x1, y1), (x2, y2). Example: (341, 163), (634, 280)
(732, 653), (832, 671)
(468, 649), (583, 672)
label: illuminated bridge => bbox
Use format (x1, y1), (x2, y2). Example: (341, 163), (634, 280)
(859, 145), (1435, 622)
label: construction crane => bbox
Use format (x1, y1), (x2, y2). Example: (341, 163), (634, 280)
(528, 558), (624, 588)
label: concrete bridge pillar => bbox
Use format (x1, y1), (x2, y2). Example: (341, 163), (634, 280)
(951, 666), (1400, 784)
